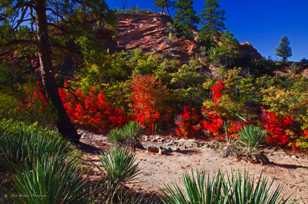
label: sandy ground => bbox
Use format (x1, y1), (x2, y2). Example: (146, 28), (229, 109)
(80, 131), (308, 204)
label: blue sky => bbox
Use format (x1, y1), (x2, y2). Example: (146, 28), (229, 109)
(106, 0), (308, 61)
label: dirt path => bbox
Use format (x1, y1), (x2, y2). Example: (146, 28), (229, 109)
(80, 131), (308, 204)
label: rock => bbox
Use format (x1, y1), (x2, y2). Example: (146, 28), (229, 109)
(159, 147), (173, 155)
(147, 146), (160, 153)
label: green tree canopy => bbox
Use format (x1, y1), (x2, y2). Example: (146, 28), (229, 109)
(0, 0), (113, 142)
(200, 0), (225, 41)
(174, 0), (199, 39)
(276, 36), (292, 62)
(155, 0), (173, 14)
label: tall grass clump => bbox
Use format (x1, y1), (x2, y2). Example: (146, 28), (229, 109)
(0, 119), (72, 172)
(162, 170), (292, 204)
(12, 157), (88, 204)
(108, 121), (142, 147)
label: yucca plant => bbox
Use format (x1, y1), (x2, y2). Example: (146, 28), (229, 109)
(12, 157), (88, 204)
(108, 121), (142, 147)
(162, 171), (292, 204)
(225, 171), (291, 204)
(162, 171), (227, 204)
(0, 119), (72, 172)
(100, 147), (140, 203)
(238, 125), (266, 152)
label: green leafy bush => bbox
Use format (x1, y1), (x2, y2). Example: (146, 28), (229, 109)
(163, 170), (291, 204)
(208, 33), (240, 67)
(12, 157), (88, 204)
(108, 121), (142, 146)
(238, 125), (266, 151)
(0, 119), (71, 172)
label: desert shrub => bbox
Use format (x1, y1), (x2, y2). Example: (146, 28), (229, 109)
(0, 119), (71, 172)
(12, 157), (88, 204)
(208, 33), (240, 67)
(258, 75), (307, 130)
(175, 106), (202, 138)
(131, 74), (172, 132)
(129, 50), (161, 75)
(59, 85), (127, 134)
(238, 125), (266, 151)
(108, 121), (142, 146)
(103, 81), (131, 111)
(0, 91), (20, 119)
(100, 148), (140, 203)
(76, 51), (132, 88)
(163, 170), (291, 204)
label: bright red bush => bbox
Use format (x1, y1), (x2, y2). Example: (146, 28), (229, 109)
(175, 106), (202, 138)
(261, 109), (293, 146)
(201, 109), (224, 138)
(131, 75), (171, 132)
(59, 86), (127, 133)
(211, 80), (224, 104)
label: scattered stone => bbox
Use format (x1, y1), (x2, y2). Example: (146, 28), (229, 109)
(147, 146), (160, 153)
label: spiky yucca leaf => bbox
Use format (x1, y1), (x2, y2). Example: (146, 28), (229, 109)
(0, 119), (71, 172)
(162, 171), (227, 204)
(12, 157), (88, 204)
(162, 171), (292, 204)
(225, 171), (290, 204)
(100, 147), (140, 185)
(238, 125), (266, 151)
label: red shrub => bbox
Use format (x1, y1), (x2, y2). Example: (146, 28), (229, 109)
(211, 80), (224, 104)
(201, 109), (224, 138)
(261, 109), (293, 146)
(175, 106), (202, 138)
(131, 75), (171, 132)
(59, 86), (127, 134)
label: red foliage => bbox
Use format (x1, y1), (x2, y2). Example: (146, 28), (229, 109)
(261, 109), (293, 146)
(175, 106), (202, 138)
(59, 86), (127, 134)
(304, 129), (308, 139)
(131, 75), (170, 132)
(201, 110), (224, 138)
(211, 80), (224, 104)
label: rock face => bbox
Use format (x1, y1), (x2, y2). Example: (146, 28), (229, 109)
(239, 42), (263, 62)
(116, 12), (197, 60)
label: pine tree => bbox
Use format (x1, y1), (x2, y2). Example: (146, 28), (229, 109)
(276, 36), (292, 62)
(174, 0), (199, 39)
(0, 0), (111, 142)
(200, 0), (225, 41)
(155, 0), (172, 14)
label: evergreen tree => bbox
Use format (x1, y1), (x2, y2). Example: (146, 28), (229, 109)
(200, 0), (225, 41)
(0, 0), (111, 142)
(174, 0), (199, 39)
(276, 36), (292, 62)
(155, 0), (172, 14)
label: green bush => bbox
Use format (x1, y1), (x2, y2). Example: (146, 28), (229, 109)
(238, 125), (266, 151)
(207, 33), (240, 67)
(0, 119), (72, 172)
(108, 121), (142, 146)
(12, 157), (88, 204)
(163, 170), (291, 204)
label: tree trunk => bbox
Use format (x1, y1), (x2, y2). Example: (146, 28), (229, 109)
(35, 0), (80, 142)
